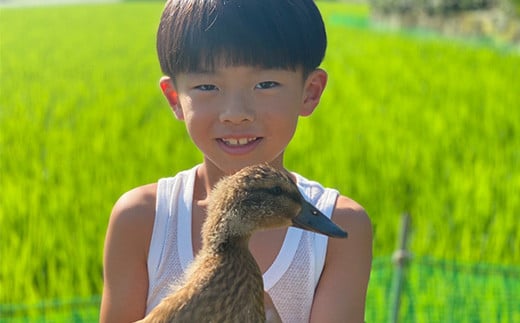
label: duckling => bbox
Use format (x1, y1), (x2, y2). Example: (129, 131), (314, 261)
(137, 164), (347, 323)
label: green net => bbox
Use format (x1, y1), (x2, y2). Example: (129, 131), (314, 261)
(1, 257), (518, 322)
(0, 296), (100, 323)
(366, 257), (520, 322)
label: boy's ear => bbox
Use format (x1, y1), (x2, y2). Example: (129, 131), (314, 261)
(159, 76), (184, 120)
(300, 69), (328, 117)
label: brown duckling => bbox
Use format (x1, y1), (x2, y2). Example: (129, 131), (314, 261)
(137, 164), (347, 323)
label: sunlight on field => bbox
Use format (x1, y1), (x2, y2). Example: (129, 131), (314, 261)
(1, 1), (519, 321)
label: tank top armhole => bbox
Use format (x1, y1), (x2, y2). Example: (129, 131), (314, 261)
(147, 177), (174, 283)
(313, 188), (339, 287)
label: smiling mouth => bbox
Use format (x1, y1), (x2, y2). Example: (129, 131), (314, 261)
(220, 137), (259, 146)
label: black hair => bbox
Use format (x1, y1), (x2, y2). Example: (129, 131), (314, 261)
(157, 0), (327, 77)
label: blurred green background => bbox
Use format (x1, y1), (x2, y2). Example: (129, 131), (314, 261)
(1, 0), (519, 322)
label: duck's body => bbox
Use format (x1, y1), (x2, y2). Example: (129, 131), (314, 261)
(138, 164), (347, 323)
(142, 240), (263, 322)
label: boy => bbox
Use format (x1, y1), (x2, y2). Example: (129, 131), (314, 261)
(100, 0), (372, 322)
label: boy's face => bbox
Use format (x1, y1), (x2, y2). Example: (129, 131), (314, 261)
(161, 65), (327, 175)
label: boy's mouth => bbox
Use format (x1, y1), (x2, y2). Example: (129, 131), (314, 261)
(220, 137), (259, 146)
(217, 137), (262, 155)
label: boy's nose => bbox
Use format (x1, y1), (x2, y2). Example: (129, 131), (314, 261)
(219, 93), (255, 124)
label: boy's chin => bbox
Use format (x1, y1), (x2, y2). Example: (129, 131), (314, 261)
(203, 150), (286, 175)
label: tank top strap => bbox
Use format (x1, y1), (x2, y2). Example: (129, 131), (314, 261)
(293, 173), (339, 286)
(147, 176), (177, 279)
(147, 166), (198, 299)
(312, 187), (339, 285)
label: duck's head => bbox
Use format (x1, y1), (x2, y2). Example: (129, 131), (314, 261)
(204, 164), (347, 248)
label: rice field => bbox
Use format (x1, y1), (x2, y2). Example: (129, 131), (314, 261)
(1, 1), (519, 320)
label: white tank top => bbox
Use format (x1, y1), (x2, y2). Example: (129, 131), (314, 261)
(146, 165), (339, 322)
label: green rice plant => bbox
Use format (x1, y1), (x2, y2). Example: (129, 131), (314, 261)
(1, 1), (519, 318)
(0, 2), (189, 304)
(303, 18), (520, 265)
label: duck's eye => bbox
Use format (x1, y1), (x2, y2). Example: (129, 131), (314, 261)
(270, 186), (283, 195)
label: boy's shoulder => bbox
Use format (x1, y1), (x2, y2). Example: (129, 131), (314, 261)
(332, 194), (372, 239)
(294, 172), (371, 231)
(109, 183), (158, 233)
(335, 194), (365, 214)
(115, 183), (158, 213)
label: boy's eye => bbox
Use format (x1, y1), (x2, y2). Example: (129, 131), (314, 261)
(255, 81), (280, 90)
(195, 84), (218, 91)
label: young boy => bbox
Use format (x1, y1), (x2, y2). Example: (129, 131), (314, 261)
(100, 0), (372, 322)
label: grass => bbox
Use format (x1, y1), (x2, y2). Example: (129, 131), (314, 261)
(301, 20), (520, 264)
(1, 0), (519, 320)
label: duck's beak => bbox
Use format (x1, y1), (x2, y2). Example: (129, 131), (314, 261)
(292, 201), (348, 238)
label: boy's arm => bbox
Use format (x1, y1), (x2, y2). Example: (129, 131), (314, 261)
(99, 184), (156, 323)
(310, 196), (373, 323)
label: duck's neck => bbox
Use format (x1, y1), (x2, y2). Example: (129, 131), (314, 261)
(204, 232), (251, 255)
(202, 209), (254, 254)
(192, 234), (266, 322)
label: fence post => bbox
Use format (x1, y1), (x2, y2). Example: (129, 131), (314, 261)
(389, 213), (411, 323)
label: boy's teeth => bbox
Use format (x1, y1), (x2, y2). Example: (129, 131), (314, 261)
(223, 138), (257, 146)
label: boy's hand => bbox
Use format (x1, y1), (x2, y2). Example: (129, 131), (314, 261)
(264, 292), (283, 323)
